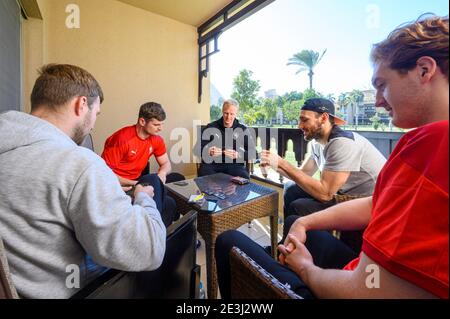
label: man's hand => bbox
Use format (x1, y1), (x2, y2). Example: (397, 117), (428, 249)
(223, 149), (238, 160)
(260, 150), (283, 171)
(209, 146), (223, 157)
(119, 177), (138, 188)
(278, 217), (308, 265)
(286, 217), (308, 244)
(134, 184), (155, 198)
(122, 186), (133, 193)
(157, 173), (167, 184)
(278, 234), (315, 279)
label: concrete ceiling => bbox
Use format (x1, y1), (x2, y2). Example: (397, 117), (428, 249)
(116, 0), (235, 27)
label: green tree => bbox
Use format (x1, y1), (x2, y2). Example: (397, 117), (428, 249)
(287, 49), (327, 90)
(210, 104), (222, 121)
(349, 90), (364, 104)
(370, 114), (381, 130)
(282, 91), (303, 103)
(254, 107), (267, 125)
(231, 69), (261, 113)
(302, 88), (322, 101)
(338, 93), (348, 108)
(283, 100), (302, 127)
(261, 98), (278, 126)
(349, 90), (365, 126)
(243, 109), (257, 126)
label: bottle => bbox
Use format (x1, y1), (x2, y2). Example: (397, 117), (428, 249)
(199, 281), (206, 299)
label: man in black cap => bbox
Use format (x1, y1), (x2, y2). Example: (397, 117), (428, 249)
(261, 98), (386, 221)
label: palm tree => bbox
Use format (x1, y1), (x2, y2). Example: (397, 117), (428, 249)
(287, 49), (327, 90)
(348, 90), (365, 126)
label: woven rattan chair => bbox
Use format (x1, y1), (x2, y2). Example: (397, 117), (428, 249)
(0, 237), (19, 299)
(227, 194), (366, 300)
(229, 247), (302, 299)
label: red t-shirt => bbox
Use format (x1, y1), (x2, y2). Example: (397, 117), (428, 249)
(101, 125), (166, 180)
(343, 120), (449, 299)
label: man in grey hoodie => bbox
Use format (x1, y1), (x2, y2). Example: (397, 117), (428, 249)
(0, 64), (166, 298)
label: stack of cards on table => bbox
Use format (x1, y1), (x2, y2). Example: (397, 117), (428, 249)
(188, 193), (205, 205)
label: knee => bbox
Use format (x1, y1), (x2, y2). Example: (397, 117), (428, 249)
(216, 230), (241, 253)
(285, 201), (303, 218)
(283, 182), (301, 204)
(139, 173), (160, 185)
(166, 173), (185, 183)
(283, 182), (296, 198)
(288, 199), (311, 217)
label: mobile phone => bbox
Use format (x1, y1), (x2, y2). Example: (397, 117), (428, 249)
(231, 176), (249, 185)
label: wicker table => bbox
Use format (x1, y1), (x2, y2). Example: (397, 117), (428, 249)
(166, 173), (278, 299)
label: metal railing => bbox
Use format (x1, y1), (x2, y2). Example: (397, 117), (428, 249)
(197, 125), (404, 185)
(248, 127), (404, 185)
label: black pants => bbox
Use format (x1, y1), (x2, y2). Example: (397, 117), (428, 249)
(215, 224), (358, 299)
(283, 181), (336, 219)
(198, 163), (249, 179)
(138, 173), (184, 227)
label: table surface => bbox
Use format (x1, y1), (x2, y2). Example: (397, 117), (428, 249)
(166, 173), (276, 214)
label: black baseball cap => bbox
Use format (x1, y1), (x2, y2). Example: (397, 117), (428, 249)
(301, 98), (346, 126)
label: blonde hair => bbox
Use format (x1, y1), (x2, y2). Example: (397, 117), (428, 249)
(222, 99), (239, 110)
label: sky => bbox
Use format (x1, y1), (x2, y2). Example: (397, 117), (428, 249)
(210, 0), (449, 101)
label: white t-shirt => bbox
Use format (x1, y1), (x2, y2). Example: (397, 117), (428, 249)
(309, 126), (386, 196)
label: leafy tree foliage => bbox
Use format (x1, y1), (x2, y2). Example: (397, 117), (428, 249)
(210, 104), (222, 121)
(287, 49), (327, 89)
(231, 69), (261, 113)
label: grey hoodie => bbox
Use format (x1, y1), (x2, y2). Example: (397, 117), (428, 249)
(0, 111), (166, 298)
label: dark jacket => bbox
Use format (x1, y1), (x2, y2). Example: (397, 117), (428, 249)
(200, 117), (256, 165)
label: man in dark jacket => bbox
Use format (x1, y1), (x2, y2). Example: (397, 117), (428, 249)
(198, 99), (256, 179)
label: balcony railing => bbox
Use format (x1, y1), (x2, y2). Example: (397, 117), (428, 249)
(198, 125), (404, 187)
(248, 127), (404, 187)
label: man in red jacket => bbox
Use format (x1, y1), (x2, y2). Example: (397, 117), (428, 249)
(216, 14), (449, 299)
(102, 102), (182, 227)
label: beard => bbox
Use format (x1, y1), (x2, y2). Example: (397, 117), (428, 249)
(72, 115), (92, 145)
(303, 125), (324, 141)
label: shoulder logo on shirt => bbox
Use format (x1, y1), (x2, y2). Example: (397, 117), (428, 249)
(131, 150), (137, 156)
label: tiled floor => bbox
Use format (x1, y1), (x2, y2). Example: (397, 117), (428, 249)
(196, 178), (284, 298)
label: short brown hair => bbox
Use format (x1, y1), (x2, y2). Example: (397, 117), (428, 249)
(371, 14), (449, 80)
(138, 102), (166, 121)
(31, 64), (104, 111)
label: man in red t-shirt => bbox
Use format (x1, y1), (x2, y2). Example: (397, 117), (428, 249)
(102, 102), (182, 226)
(215, 14), (449, 299)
